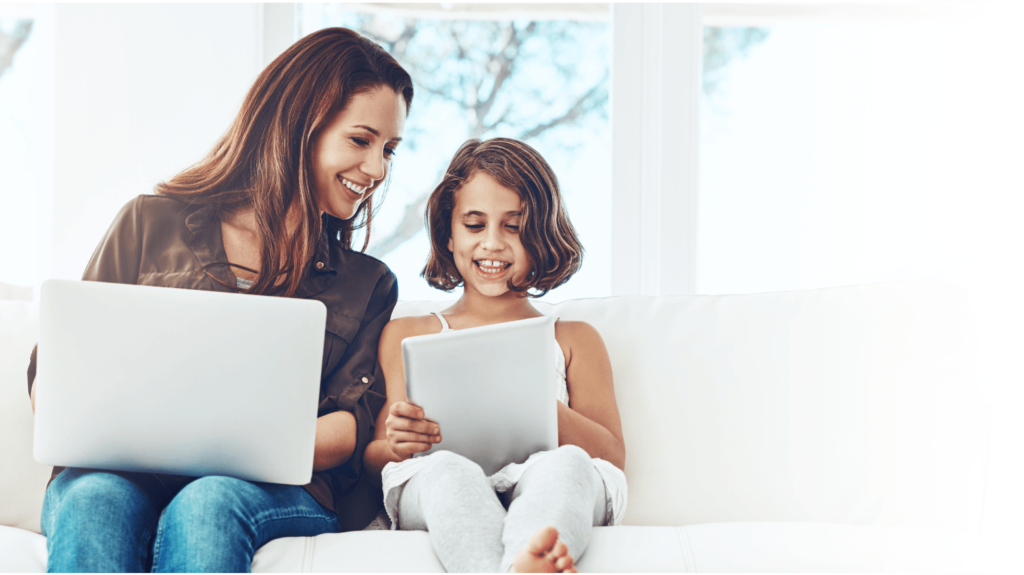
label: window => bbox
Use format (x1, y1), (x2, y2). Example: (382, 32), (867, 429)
(698, 6), (994, 295)
(298, 4), (611, 302)
(0, 12), (50, 287)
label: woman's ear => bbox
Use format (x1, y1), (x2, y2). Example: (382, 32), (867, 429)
(447, 237), (454, 252)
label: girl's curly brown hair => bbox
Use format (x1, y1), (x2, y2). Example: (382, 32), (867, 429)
(422, 138), (583, 297)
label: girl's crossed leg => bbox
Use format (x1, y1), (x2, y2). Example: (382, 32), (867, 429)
(397, 445), (606, 573)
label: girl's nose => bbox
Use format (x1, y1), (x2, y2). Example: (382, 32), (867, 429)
(480, 226), (505, 251)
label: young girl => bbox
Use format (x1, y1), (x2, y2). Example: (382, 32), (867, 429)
(365, 138), (627, 573)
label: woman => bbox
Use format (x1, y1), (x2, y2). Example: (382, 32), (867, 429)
(27, 27), (412, 572)
(365, 139), (627, 573)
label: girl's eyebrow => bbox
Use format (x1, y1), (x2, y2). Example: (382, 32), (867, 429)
(461, 210), (521, 218)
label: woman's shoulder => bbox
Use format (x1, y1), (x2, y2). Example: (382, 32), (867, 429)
(110, 193), (201, 227)
(126, 193), (193, 212)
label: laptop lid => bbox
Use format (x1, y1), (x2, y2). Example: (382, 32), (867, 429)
(34, 279), (325, 485)
(401, 315), (559, 476)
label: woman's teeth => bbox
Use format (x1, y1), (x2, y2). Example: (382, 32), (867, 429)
(475, 260), (510, 274)
(340, 177), (368, 195)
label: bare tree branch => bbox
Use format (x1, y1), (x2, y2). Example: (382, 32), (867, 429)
(518, 73), (608, 141)
(472, 23), (528, 131)
(419, 82), (457, 101)
(0, 20), (33, 82)
(481, 108), (511, 133)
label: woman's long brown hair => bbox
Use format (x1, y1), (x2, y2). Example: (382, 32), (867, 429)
(155, 27), (413, 297)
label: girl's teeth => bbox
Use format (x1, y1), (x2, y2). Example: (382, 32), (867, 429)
(477, 260), (508, 274)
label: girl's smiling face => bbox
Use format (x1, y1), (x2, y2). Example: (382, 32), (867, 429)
(312, 86), (406, 220)
(448, 172), (532, 297)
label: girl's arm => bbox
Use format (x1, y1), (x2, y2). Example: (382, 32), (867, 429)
(557, 321), (627, 470)
(364, 317), (441, 476)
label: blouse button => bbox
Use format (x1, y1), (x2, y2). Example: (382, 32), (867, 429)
(361, 377), (369, 384)
(316, 262), (324, 270)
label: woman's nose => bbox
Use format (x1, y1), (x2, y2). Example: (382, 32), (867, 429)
(361, 149), (386, 182)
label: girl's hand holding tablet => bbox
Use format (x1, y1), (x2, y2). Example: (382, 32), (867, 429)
(384, 401), (441, 460)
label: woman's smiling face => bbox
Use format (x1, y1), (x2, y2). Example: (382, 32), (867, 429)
(448, 171), (532, 297)
(312, 86), (406, 220)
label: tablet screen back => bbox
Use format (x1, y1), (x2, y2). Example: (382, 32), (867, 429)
(401, 315), (558, 475)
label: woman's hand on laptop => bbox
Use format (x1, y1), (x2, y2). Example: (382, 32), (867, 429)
(385, 401), (442, 460)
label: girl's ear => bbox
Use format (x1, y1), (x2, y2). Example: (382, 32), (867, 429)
(447, 237), (454, 252)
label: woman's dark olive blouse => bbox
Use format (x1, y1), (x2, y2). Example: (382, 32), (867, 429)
(27, 194), (396, 531)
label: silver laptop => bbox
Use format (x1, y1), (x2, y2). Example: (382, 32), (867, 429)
(402, 315), (559, 475)
(34, 279), (326, 485)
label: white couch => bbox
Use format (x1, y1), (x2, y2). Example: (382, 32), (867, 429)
(2, 280), (1020, 572)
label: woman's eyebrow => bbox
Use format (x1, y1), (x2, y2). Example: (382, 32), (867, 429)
(351, 124), (379, 135)
(351, 125), (402, 143)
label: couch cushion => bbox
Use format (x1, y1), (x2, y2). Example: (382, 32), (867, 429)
(247, 523), (1023, 573)
(394, 281), (986, 529)
(0, 525), (47, 572)
(0, 295), (53, 533)
(5, 521), (1017, 573)
(0, 282), (33, 302)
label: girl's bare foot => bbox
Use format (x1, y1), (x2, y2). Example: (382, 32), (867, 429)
(511, 526), (577, 573)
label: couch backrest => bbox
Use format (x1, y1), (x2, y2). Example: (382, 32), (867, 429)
(394, 280), (986, 530)
(1, 280), (985, 533)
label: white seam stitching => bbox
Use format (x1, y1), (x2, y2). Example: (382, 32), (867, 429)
(304, 536), (315, 573)
(675, 526), (697, 573)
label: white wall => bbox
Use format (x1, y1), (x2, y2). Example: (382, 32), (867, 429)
(50, 3), (262, 280)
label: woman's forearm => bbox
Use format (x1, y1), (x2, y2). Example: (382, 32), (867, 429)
(557, 401), (626, 470)
(364, 438), (402, 477)
(312, 410), (357, 472)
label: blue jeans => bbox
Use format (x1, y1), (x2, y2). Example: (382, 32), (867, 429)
(40, 468), (340, 573)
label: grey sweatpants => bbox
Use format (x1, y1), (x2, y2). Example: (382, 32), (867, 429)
(397, 445), (607, 573)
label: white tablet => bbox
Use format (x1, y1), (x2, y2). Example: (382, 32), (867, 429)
(34, 279), (326, 485)
(401, 315), (559, 475)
